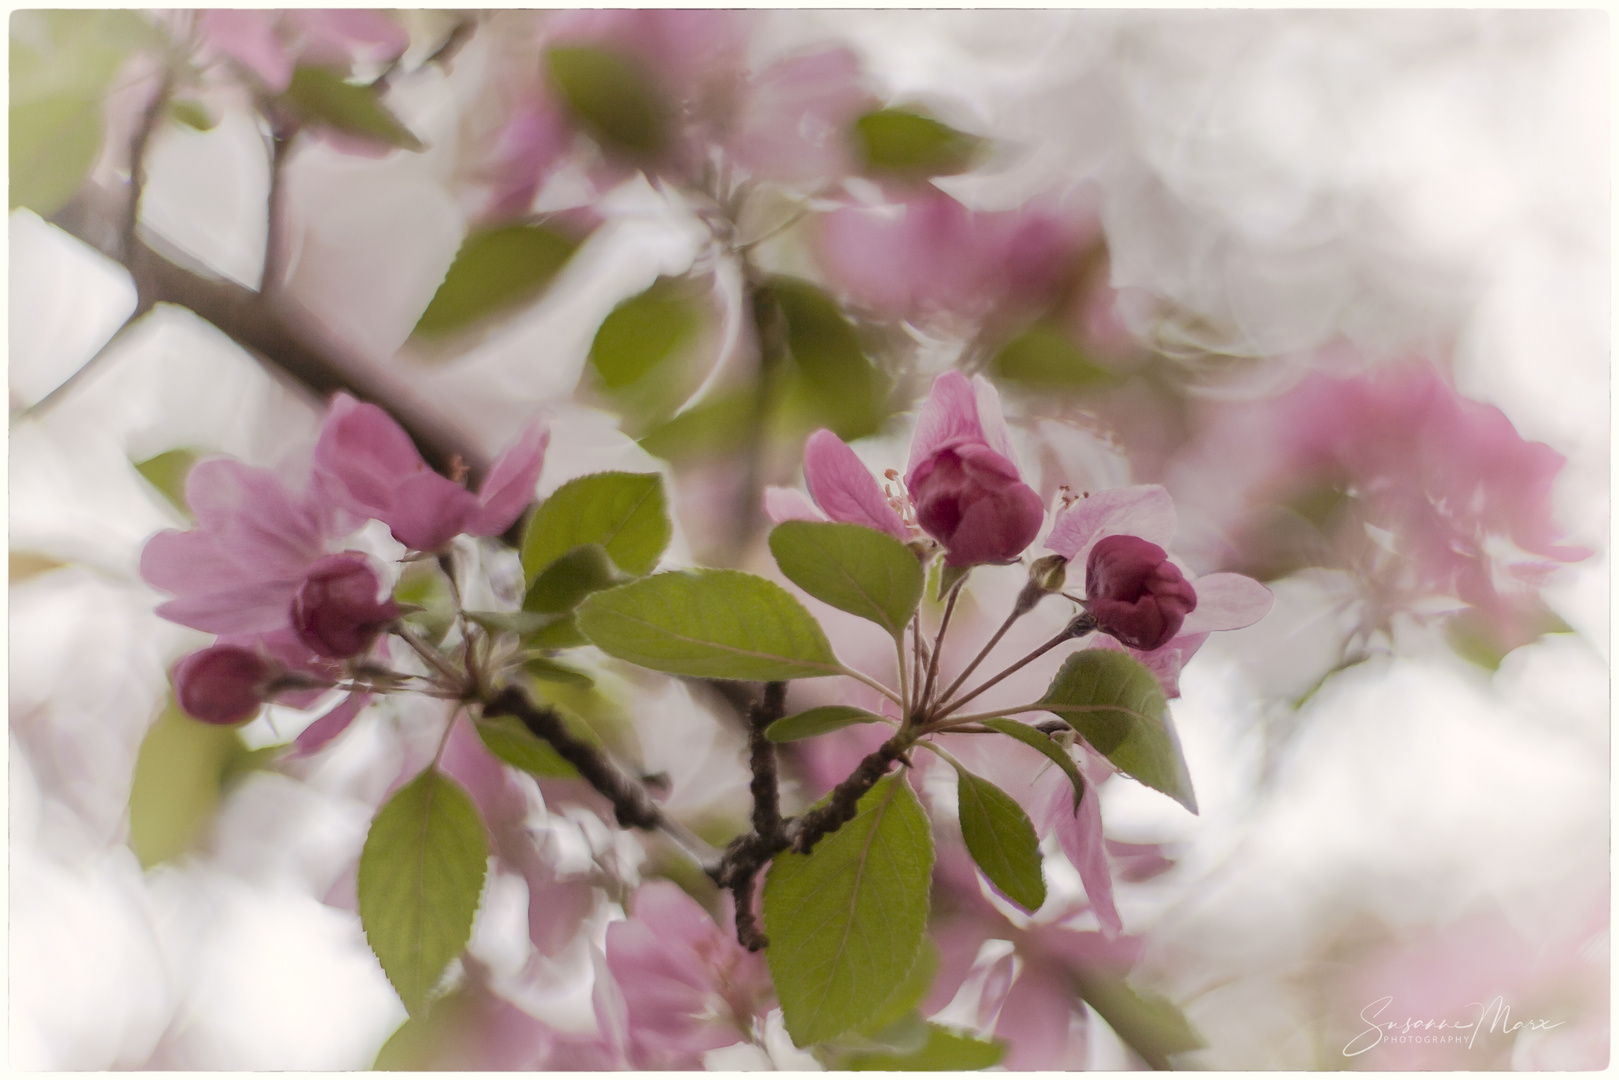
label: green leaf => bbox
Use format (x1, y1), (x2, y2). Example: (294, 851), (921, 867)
(578, 569), (840, 681)
(766, 705), (885, 743)
(934, 564), (968, 603)
(638, 388), (756, 463)
(394, 561), (455, 645)
(462, 609), (557, 636)
(955, 769), (1046, 912)
(132, 448), (199, 516)
(1039, 649), (1196, 813)
(763, 773), (934, 1046)
(474, 714), (578, 779)
(546, 46), (667, 155)
(168, 99), (217, 132)
(979, 718), (1085, 811)
(590, 286), (702, 390)
(11, 10), (150, 216)
(991, 325), (1116, 389)
(281, 65), (423, 150)
(848, 1023), (1004, 1071)
(859, 938), (940, 1036)
(521, 472), (670, 582)
(769, 521), (923, 639)
(852, 108), (981, 177)
(520, 655), (595, 688)
(523, 614), (588, 650)
(1072, 968), (1205, 1070)
(770, 277), (888, 440)
(522, 544), (620, 615)
(358, 768), (489, 1015)
(128, 700), (263, 867)
(414, 224), (576, 337)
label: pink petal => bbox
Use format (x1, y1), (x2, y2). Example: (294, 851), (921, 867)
(727, 48), (869, 183)
(970, 374), (1017, 462)
(199, 10), (292, 92)
(994, 965), (1083, 1069)
(803, 429), (909, 540)
(286, 10), (409, 67)
(291, 691), (370, 756)
(471, 420), (550, 537)
(906, 370), (989, 486)
(763, 486), (823, 524)
(184, 458), (325, 575)
(1044, 484), (1176, 562)
(386, 472), (481, 552)
(1045, 780), (1121, 938)
(1179, 572), (1273, 634)
(313, 393), (429, 506)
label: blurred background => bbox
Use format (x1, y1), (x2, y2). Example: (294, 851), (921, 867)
(9, 8), (1608, 1070)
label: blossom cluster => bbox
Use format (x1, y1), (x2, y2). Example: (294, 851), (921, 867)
(142, 395), (545, 738)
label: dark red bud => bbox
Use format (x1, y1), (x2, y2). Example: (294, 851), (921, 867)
(291, 552), (401, 659)
(1084, 534), (1197, 651)
(173, 645), (273, 725)
(911, 445), (1044, 567)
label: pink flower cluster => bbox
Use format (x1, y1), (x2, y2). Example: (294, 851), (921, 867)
(142, 394), (546, 735)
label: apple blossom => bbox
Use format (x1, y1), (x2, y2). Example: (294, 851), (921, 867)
(171, 643), (275, 726)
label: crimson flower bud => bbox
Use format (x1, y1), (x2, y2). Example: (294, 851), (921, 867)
(1084, 534), (1197, 651)
(173, 645), (274, 725)
(910, 444), (1045, 567)
(291, 552), (400, 659)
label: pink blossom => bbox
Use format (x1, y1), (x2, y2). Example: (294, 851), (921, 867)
(291, 551), (401, 659)
(1037, 761), (1123, 938)
(313, 393), (548, 552)
(907, 371), (1045, 566)
(815, 189), (1092, 323)
(197, 9), (408, 94)
(140, 457), (357, 638)
(726, 48), (872, 184)
(172, 644), (275, 725)
(603, 881), (773, 1056)
(1046, 484), (1272, 694)
(766, 372), (1044, 567)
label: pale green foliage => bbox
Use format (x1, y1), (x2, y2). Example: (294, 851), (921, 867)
(846, 1023), (1005, 1070)
(415, 224), (575, 337)
(980, 717), (1085, 810)
(358, 768), (489, 1015)
(1039, 649), (1197, 812)
(521, 471), (670, 581)
(578, 569), (840, 680)
(763, 774), (934, 1046)
(955, 768), (1046, 912)
(523, 543), (620, 614)
(769, 521), (923, 639)
(281, 65), (423, 150)
(766, 705), (885, 743)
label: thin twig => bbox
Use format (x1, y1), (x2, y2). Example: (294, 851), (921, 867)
(934, 613), (1096, 719)
(919, 573), (967, 712)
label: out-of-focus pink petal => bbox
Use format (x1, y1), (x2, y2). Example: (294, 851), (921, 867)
(199, 10), (293, 92)
(286, 9), (409, 68)
(1178, 572), (1273, 634)
(604, 881), (770, 1056)
(291, 691), (370, 756)
(184, 458), (326, 576)
(803, 429), (909, 540)
(763, 486), (823, 524)
(1045, 780), (1122, 938)
(906, 370), (989, 485)
(994, 965), (1085, 1069)
(727, 48), (869, 183)
(470, 421), (550, 537)
(970, 374), (1017, 462)
(313, 393), (427, 509)
(1045, 485), (1176, 562)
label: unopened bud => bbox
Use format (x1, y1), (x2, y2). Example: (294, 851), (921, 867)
(1028, 554), (1068, 593)
(1084, 534), (1197, 651)
(174, 645), (273, 725)
(292, 551), (401, 659)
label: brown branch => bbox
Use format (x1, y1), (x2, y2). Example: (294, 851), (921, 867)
(788, 733), (909, 854)
(45, 181), (489, 481)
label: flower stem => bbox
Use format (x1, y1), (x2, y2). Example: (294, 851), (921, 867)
(919, 572), (967, 712)
(933, 613), (1097, 719)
